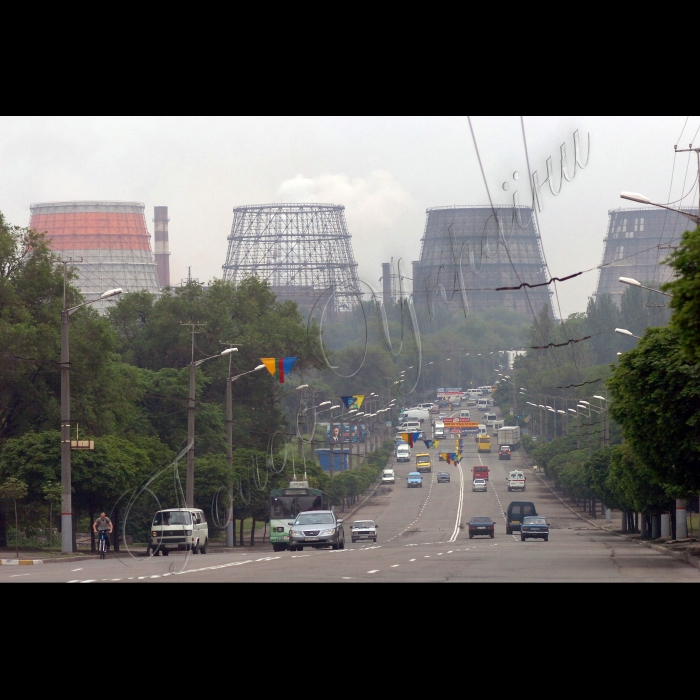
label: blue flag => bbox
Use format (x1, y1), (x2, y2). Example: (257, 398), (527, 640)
(423, 440), (434, 450)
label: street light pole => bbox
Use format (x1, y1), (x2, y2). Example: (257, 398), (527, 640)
(60, 286), (122, 554)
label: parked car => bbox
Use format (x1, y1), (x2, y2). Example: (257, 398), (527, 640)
(407, 472), (423, 488)
(468, 516), (495, 539)
(472, 479), (487, 492)
(521, 516), (549, 542)
(288, 510), (345, 551)
(437, 471), (451, 483)
(505, 501), (538, 535)
(350, 520), (378, 544)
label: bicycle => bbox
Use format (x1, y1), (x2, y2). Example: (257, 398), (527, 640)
(97, 530), (110, 559)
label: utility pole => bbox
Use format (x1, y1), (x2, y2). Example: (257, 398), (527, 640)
(182, 322), (207, 508)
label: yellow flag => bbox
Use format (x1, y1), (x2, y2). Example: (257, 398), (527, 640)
(261, 358), (277, 377)
(353, 395), (365, 410)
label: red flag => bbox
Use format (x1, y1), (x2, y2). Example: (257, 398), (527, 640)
(278, 357), (285, 384)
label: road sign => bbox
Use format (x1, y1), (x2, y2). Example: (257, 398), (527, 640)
(509, 410), (514, 416)
(524, 416), (530, 423)
(386, 421), (392, 428)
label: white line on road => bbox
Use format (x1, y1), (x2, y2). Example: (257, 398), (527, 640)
(409, 559), (416, 562)
(448, 459), (465, 543)
(391, 565), (400, 568)
(71, 568), (83, 572)
(10, 574), (30, 577)
(367, 570), (379, 574)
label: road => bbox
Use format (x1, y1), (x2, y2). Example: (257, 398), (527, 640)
(3, 410), (699, 583)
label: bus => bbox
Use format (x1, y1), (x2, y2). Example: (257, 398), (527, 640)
(269, 482), (329, 552)
(415, 453), (432, 473)
(477, 435), (492, 453)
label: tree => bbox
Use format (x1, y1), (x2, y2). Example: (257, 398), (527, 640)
(0, 477), (28, 558)
(42, 481), (62, 548)
(608, 326), (700, 493)
(663, 225), (700, 364)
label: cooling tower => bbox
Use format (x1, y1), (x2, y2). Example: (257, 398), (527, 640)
(29, 201), (161, 312)
(412, 206), (552, 316)
(222, 203), (362, 313)
(595, 207), (694, 304)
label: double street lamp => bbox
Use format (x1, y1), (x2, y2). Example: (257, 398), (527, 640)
(61, 287), (123, 554)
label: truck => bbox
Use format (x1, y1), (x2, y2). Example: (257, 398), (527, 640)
(498, 426), (522, 449)
(472, 465), (490, 481)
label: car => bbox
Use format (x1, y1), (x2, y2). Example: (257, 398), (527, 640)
(499, 445), (512, 460)
(437, 472), (451, 483)
(407, 472), (423, 488)
(396, 444), (411, 462)
(505, 501), (538, 535)
(468, 516), (495, 539)
(381, 469), (395, 484)
(521, 516), (549, 542)
(288, 511), (345, 551)
(149, 508), (209, 556)
(351, 520), (378, 543)
(472, 479), (487, 492)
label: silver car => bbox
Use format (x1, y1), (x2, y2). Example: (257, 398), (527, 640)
(472, 479), (488, 492)
(288, 511), (345, 551)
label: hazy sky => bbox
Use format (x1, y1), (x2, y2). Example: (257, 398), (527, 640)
(1, 116), (697, 316)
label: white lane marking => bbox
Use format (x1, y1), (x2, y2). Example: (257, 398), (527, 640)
(342, 577), (353, 580)
(150, 575), (161, 579)
(424, 555), (430, 558)
(367, 570), (380, 574)
(80, 580), (96, 583)
(71, 568), (84, 572)
(409, 559), (416, 562)
(10, 574), (30, 577)
(437, 553), (444, 556)
(447, 550), (453, 554)
(448, 460), (465, 543)
(391, 565), (400, 568)
(67, 580), (81, 583)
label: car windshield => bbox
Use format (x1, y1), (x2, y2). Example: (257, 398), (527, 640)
(471, 517), (492, 524)
(409, 473), (421, 478)
(295, 513), (334, 526)
(153, 511), (192, 526)
(354, 522), (374, 528)
(525, 517), (547, 525)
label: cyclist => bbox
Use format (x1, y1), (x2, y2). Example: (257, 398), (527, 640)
(93, 512), (113, 556)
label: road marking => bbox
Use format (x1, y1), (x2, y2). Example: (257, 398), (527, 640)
(424, 555), (430, 558)
(341, 577), (353, 580)
(71, 568), (83, 572)
(10, 574), (30, 577)
(409, 559), (416, 562)
(447, 550), (453, 554)
(448, 459), (464, 543)
(391, 565), (400, 568)
(437, 553), (443, 556)
(367, 570), (379, 574)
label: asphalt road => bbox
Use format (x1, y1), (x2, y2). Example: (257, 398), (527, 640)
(4, 409), (700, 583)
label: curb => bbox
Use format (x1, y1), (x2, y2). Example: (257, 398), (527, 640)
(529, 465), (700, 571)
(1, 559), (43, 565)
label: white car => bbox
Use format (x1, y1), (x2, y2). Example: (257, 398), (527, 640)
(381, 469), (396, 484)
(472, 479), (488, 492)
(351, 520), (378, 543)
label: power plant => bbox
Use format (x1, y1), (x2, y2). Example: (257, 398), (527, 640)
(29, 201), (162, 311)
(153, 206), (171, 287)
(595, 207), (694, 304)
(222, 203), (362, 313)
(411, 205), (552, 316)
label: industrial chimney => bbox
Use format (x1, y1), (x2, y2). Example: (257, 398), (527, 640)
(154, 206), (171, 287)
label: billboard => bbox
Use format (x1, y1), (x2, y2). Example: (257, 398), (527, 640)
(437, 387), (463, 398)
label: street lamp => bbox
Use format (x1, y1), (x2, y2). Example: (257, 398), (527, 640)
(295, 384), (309, 391)
(621, 191), (700, 225)
(61, 287), (123, 554)
(186, 347), (238, 508)
(619, 277), (673, 297)
(225, 362), (266, 546)
(615, 328), (642, 340)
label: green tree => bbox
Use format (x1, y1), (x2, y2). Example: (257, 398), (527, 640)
(663, 225), (700, 363)
(42, 480), (62, 548)
(0, 477), (28, 558)
(608, 326), (700, 493)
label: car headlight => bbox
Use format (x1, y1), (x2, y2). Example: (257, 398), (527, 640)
(184, 530), (192, 536)
(319, 529), (335, 536)
(152, 531), (158, 537)
(290, 530), (303, 536)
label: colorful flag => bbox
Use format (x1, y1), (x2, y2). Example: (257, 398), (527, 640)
(261, 357), (297, 384)
(401, 433), (414, 448)
(423, 440), (434, 450)
(433, 440), (440, 451)
(341, 395), (366, 411)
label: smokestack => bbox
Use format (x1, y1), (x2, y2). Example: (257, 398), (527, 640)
(154, 206), (171, 287)
(382, 262), (391, 307)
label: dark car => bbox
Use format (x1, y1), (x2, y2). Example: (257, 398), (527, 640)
(521, 516), (549, 542)
(505, 501), (538, 535)
(499, 445), (511, 460)
(437, 472), (451, 483)
(288, 511), (345, 551)
(468, 516), (495, 539)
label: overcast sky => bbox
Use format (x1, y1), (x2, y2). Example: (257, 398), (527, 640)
(1, 116), (697, 317)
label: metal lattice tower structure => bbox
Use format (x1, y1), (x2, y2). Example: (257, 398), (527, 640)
(29, 201), (161, 312)
(595, 207), (694, 304)
(222, 203), (362, 312)
(412, 205), (552, 316)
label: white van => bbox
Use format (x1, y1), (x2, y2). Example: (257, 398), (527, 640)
(382, 469), (396, 484)
(475, 424), (487, 442)
(484, 412), (498, 427)
(150, 508), (209, 555)
(396, 444), (411, 462)
(434, 421), (446, 439)
(477, 398), (489, 411)
(459, 410), (471, 420)
(398, 421), (422, 434)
